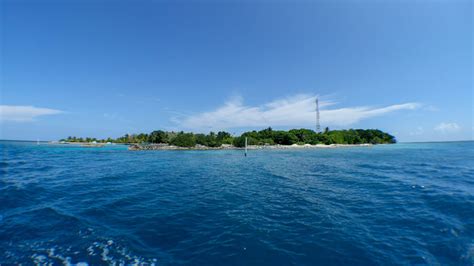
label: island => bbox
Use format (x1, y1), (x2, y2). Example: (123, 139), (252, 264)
(59, 127), (396, 150)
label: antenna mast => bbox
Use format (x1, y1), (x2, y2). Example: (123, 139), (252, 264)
(315, 97), (320, 133)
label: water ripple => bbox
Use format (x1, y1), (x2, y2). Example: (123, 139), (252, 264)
(0, 141), (473, 265)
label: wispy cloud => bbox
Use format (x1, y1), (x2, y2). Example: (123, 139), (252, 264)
(434, 122), (461, 133)
(0, 105), (64, 122)
(177, 94), (420, 130)
(409, 126), (424, 136)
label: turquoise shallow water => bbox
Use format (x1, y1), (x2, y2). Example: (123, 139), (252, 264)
(1, 141), (473, 265)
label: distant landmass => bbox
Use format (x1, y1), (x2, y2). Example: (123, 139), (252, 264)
(60, 127), (396, 148)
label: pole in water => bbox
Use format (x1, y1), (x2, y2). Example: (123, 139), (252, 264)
(244, 137), (248, 157)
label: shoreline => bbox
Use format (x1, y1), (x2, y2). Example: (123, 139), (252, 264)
(128, 143), (373, 151)
(45, 141), (375, 150)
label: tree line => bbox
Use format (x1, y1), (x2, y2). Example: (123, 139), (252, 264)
(61, 127), (395, 147)
(232, 127), (395, 147)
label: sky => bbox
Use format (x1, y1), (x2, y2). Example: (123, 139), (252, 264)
(0, 0), (472, 142)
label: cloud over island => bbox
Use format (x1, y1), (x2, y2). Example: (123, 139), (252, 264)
(176, 94), (420, 130)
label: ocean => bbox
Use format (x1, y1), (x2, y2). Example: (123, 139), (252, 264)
(1, 140), (473, 265)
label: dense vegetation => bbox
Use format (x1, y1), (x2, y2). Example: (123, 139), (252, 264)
(61, 128), (395, 147)
(232, 128), (395, 147)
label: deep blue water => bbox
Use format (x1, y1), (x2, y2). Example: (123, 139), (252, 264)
(1, 141), (473, 265)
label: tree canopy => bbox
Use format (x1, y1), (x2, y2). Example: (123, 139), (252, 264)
(230, 128), (395, 147)
(61, 127), (396, 147)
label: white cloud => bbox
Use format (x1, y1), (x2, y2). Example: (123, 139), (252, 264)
(177, 94), (419, 130)
(0, 105), (64, 122)
(434, 122), (461, 133)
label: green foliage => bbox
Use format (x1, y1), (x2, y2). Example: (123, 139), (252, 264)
(148, 130), (167, 143)
(136, 133), (149, 143)
(289, 128), (316, 143)
(62, 128), (395, 147)
(272, 130), (298, 145)
(170, 132), (196, 147)
(232, 128), (395, 147)
(216, 131), (233, 144)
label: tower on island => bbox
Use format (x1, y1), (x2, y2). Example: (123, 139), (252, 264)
(315, 97), (321, 133)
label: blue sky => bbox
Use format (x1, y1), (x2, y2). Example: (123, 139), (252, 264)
(1, 0), (472, 141)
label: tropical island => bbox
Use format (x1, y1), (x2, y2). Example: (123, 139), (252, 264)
(59, 127), (396, 150)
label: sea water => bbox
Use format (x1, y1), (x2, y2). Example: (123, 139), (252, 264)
(1, 140), (473, 265)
